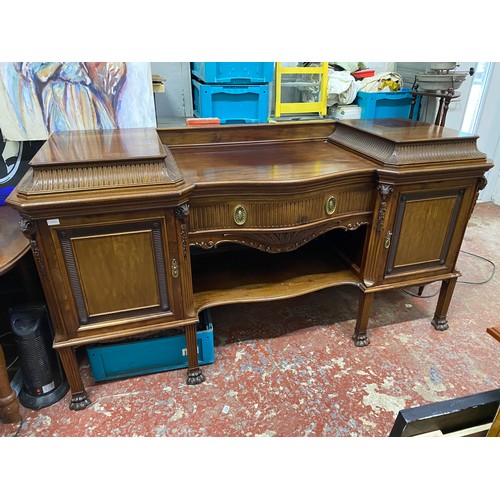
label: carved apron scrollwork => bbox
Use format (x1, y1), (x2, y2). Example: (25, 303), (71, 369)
(191, 220), (370, 253)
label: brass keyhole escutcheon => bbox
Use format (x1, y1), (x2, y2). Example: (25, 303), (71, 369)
(171, 258), (179, 278)
(234, 204), (248, 226)
(384, 231), (393, 249)
(326, 196), (337, 215)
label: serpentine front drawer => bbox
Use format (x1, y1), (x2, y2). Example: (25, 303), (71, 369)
(189, 182), (375, 233)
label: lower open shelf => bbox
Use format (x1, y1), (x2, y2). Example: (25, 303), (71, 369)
(191, 234), (362, 312)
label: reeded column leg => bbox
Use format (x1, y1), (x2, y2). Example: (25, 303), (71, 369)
(431, 277), (458, 331)
(185, 323), (205, 385)
(353, 291), (375, 347)
(0, 345), (21, 424)
(58, 347), (91, 410)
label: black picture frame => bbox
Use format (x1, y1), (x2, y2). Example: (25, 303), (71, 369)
(389, 388), (500, 437)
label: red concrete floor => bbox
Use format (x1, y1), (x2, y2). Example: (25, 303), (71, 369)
(2, 202), (499, 439)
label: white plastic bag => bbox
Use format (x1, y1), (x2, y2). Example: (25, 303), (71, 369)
(358, 72), (404, 93)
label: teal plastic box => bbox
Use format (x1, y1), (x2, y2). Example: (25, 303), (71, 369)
(192, 79), (270, 124)
(191, 62), (274, 84)
(86, 310), (214, 382)
(355, 88), (420, 120)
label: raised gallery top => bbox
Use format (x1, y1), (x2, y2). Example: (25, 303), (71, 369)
(338, 118), (479, 143)
(30, 127), (166, 167)
(329, 119), (488, 167)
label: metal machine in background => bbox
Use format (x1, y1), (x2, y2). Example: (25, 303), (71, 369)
(397, 62), (475, 127)
(413, 62), (472, 93)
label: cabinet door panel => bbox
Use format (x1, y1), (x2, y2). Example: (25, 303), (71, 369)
(71, 230), (162, 316)
(56, 218), (173, 328)
(385, 188), (464, 277)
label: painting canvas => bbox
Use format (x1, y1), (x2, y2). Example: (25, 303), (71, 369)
(0, 62), (157, 141)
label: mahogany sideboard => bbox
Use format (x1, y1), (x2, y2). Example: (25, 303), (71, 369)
(6, 118), (493, 410)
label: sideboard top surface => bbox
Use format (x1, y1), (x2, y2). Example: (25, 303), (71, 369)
(7, 119), (493, 215)
(169, 138), (377, 186)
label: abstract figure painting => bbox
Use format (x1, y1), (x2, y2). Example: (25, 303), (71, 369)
(0, 62), (156, 141)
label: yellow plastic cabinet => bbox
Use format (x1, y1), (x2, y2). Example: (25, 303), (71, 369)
(274, 62), (329, 118)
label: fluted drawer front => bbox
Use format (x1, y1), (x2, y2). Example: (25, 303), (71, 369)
(190, 183), (374, 232)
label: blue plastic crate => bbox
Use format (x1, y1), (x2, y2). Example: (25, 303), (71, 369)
(355, 88), (420, 120)
(86, 310), (214, 382)
(191, 62), (274, 84)
(192, 80), (269, 124)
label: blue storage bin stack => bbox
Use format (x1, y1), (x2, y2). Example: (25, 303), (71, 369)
(355, 88), (421, 120)
(191, 62), (274, 124)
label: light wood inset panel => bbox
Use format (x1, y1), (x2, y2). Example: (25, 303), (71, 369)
(58, 219), (171, 325)
(72, 231), (159, 316)
(393, 197), (456, 267)
(386, 188), (464, 276)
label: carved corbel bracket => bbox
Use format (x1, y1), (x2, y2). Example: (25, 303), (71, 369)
(478, 175), (487, 192)
(470, 175), (488, 215)
(19, 218), (47, 279)
(174, 203), (190, 258)
(376, 183), (394, 233)
(174, 203), (190, 219)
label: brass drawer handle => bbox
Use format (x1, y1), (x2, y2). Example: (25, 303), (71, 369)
(326, 196), (337, 215)
(234, 204), (248, 226)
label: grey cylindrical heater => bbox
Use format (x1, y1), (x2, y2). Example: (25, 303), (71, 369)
(9, 304), (69, 409)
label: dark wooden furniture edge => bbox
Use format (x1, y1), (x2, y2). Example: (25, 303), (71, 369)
(0, 206), (30, 275)
(0, 345), (21, 424)
(0, 206), (29, 424)
(486, 326), (500, 343)
(389, 388), (500, 437)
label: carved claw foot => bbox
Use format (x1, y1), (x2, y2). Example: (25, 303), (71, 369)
(353, 331), (370, 347)
(431, 316), (449, 331)
(186, 368), (205, 385)
(69, 392), (91, 411)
